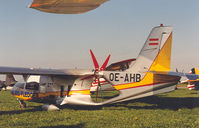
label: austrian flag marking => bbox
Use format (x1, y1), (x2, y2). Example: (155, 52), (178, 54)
(149, 38), (159, 45)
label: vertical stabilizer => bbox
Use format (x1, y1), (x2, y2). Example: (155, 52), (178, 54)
(191, 68), (199, 75)
(127, 25), (173, 72)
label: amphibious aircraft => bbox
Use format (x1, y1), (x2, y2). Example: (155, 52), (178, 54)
(1, 25), (198, 110)
(29, 0), (109, 14)
(182, 68), (199, 90)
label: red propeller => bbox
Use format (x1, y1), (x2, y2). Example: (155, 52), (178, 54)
(90, 49), (110, 72)
(90, 49), (111, 102)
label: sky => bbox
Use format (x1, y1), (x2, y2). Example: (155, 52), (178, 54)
(0, 0), (199, 74)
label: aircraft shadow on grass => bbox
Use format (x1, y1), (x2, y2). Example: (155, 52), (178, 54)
(39, 123), (85, 128)
(108, 96), (199, 111)
(0, 95), (199, 115)
(60, 94), (199, 111)
(0, 106), (42, 115)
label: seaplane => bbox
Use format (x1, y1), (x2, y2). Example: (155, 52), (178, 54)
(29, 0), (109, 14)
(1, 25), (198, 110)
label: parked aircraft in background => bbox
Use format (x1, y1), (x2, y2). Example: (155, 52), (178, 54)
(29, 0), (109, 14)
(0, 74), (17, 91)
(181, 68), (199, 90)
(0, 25), (198, 110)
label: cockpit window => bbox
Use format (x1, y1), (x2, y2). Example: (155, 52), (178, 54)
(106, 59), (136, 71)
(25, 82), (39, 91)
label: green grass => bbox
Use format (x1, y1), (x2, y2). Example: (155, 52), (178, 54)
(0, 86), (199, 128)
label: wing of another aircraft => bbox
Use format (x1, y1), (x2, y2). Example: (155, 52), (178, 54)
(0, 66), (93, 76)
(29, 0), (109, 14)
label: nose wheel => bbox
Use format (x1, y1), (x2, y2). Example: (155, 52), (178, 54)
(17, 98), (26, 108)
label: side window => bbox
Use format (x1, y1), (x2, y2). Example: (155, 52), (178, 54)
(25, 82), (39, 91)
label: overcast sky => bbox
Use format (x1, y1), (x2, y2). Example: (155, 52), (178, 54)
(0, 0), (199, 73)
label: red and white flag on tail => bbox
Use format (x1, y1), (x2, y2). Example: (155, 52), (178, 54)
(149, 38), (159, 46)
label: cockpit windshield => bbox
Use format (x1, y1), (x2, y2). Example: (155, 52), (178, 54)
(14, 82), (25, 89)
(106, 59), (136, 71)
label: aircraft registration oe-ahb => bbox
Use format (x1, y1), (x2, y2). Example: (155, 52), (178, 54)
(1, 25), (198, 111)
(90, 58), (136, 92)
(29, 0), (109, 14)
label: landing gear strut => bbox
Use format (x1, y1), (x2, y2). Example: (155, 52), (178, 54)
(17, 98), (26, 108)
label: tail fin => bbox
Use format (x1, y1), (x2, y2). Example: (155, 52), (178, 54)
(127, 25), (173, 72)
(191, 68), (199, 75)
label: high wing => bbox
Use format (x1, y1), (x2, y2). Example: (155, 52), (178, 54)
(29, 0), (109, 14)
(0, 66), (93, 76)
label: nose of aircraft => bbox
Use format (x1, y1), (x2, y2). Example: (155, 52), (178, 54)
(10, 83), (24, 96)
(11, 84), (18, 95)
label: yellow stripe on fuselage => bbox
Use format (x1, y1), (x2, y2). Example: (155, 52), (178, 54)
(38, 91), (68, 98)
(37, 90), (90, 98)
(15, 90), (90, 100)
(69, 90), (90, 96)
(114, 72), (154, 90)
(13, 93), (33, 101)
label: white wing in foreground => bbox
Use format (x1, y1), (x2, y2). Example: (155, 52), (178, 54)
(0, 66), (93, 76)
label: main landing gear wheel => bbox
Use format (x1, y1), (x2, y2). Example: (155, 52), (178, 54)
(17, 98), (26, 108)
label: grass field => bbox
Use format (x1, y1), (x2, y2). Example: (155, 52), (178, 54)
(0, 85), (199, 128)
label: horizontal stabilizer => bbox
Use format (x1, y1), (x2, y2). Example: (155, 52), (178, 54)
(149, 71), (199, 80)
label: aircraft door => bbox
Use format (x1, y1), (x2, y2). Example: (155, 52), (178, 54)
(67, 85), (72, 97)
(39, 76), (53, 93)
(39, 83), (46, 93)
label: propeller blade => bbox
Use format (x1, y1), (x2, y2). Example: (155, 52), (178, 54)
(90, 49), (99, 71)
(100, 54), (111, 71)
(89, 49), (110, 102)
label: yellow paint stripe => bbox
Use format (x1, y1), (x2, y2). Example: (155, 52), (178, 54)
(13, 95), (32, 101)
(37, 90), (90, 98)
(69, 90), (90, 95)
(38, 91), (68, 98)
(194, 68), (199, 75)
(114, 73), (154, 90)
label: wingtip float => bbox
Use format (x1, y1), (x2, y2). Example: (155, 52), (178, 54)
(29, 0), (109, 14)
